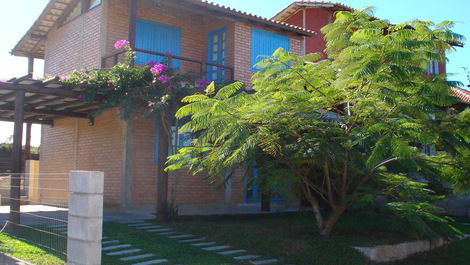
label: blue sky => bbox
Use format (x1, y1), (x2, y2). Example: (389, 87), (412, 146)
(0, 0), (469, 145)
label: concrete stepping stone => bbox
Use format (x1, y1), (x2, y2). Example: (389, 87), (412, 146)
(132, 259), (168, 265)
(191, 242), (216, 247)
(234, 255), (261, 260)
(147, 228), (171, 232)
(102, 240), (120, 245)
(157, 232), (179, 236)
(250, 259), (279, 265)
(218, 249), (247, 255)
(48, 224), (67, 228)
(180, 238), (205, 243)
(120, 254), (156, 261)
(102, 244), (132, 251)
(202, 245), (231, 251)
(136, 225), (163, 230)
(118, 220), (146, 224)
(128, 223), (152, 227)
(168, 234), (194, 239)
(106, 248), (142, 256)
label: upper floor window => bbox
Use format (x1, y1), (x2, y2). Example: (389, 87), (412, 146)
(63, 1), (82, 24)
(426, 61), (440, 75)
(251, 28), (290, 72)
(89, 0), (102, 9)
(62, 0), (101, 25)
(208, 27), (227, 81)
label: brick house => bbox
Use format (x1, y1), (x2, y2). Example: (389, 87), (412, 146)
(9, 0), (463, 215)
(10, 0), (315, 214)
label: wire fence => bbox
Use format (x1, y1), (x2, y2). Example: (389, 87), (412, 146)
(0, 172), (69, 261)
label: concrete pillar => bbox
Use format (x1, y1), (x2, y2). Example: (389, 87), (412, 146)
(67, 171), (104, 265)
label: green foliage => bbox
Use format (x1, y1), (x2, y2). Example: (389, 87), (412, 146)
(62, 45), (205, 120)
(0, 142), (40, 155)
(168, 8), (469, 237)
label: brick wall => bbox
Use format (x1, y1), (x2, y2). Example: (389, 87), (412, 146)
(128, 117), (157, 205)
(39, 0), (306, 212)
(44, 5), (102, 76)
(39, 109), (125, 208)
(105, 0), (235, 74)
(128, 116), (227, 208)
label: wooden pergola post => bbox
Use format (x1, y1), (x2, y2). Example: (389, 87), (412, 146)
(128, 0), (137, 48)
(24, 123), (32, 168)
(128, 0), (137, 66)
(27, 57), (34, 75)
(9, 90), (25, 224)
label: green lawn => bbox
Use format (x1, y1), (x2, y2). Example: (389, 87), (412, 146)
(0, 233), (65, 265)
(102, 222), (247, 265)
(165, 212), (470, 265)
(1, 212), (468, 265)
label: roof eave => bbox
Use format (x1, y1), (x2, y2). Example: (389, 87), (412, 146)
(188, 0), (315, 37)
(272, 1), (354, 22)
(11, 0), (62, 59)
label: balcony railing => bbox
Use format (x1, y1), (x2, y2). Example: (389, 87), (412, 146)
(101, 48), (234, 81)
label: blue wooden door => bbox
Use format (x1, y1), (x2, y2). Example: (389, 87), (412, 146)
(135, 19), (181, 67)
(207, 27), (227, 81)
(251, 28), (290, 71)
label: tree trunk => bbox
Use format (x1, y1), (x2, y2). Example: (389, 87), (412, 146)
(156, 114), (171, 222)
(261, 192), (271, 212)
(319, 204), (347, 237)
(260, 177), (271, 212)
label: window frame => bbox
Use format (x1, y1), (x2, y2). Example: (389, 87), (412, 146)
(426, 60), (440, 75)
(207, 27), (228, 82)
(88, 0), (102, 9)
(59, 0), (102, 28)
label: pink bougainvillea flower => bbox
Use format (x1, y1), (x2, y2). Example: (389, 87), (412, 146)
(150, 64), (168, 75)
(157, 74), (170, 84)
(164, 50), (173, 55)
(114, 40), (130, 49)
(76, 95), (85, 100)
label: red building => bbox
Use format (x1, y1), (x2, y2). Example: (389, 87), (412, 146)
(272, 1), (448, 74)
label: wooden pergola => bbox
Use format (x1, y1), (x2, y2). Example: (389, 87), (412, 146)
(0, 74), (100, 223)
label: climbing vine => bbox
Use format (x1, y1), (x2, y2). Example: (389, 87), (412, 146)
(63, 40), (209, 120)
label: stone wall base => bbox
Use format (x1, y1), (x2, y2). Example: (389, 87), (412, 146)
(353, 235), (470, 263)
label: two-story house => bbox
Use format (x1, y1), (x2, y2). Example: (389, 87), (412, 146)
(9, 0), (315, 214)
(7, 0), (465, 216)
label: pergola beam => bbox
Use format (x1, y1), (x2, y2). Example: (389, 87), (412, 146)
(0, 105), (88, 119)
(0, 117), (53, 125)
(0, 82), (80, 98)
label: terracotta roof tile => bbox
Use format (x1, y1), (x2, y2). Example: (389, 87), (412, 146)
(451, 87), (470, 104)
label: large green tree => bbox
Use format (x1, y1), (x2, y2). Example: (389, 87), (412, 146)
(167, 9), (469, 236)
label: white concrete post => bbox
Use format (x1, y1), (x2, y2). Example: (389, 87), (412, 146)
(67, 171), (104, 265)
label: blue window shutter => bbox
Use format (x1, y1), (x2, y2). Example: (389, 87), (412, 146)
(251, 28), (290, 72)
(135, 19), (181, 67)
(245, 167), (260, 202)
